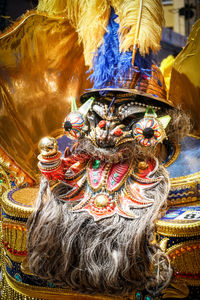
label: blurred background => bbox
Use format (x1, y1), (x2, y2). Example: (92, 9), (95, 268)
(0, 0), (199, 63)
(160, 0), (200, 63)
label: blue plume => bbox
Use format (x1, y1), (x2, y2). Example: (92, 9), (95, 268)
(89, 7), (153, 89)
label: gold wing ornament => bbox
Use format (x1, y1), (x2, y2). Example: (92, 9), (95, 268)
(0, 11), (91, 181)
(169, 19), (200, 136)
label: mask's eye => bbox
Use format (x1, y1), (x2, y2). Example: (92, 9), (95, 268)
(87, 110), (103, 128)
(92, 103), (107, 126)
(93, 111), (103, 126)
(63, 111), (85, 140)
(122, 113), (145, 128)
(122, 116), (136, 127)
(119, 105), (146, 124)
(133, 117), (167, 147)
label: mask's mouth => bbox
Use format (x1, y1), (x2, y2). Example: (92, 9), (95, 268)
(75, 137), (146, 164)
(95, 131), (119, 148)
(85, 122), (134, 150)
(76, 134), (177, 167)
(96, 140), (116, 149)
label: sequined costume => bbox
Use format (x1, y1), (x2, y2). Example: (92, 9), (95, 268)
(0, 1), (200, 300)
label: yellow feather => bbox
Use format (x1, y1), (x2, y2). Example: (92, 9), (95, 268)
(37, 0), (72, 17)
(77, 0), (110, 67)
(37, 0), (110, 67)
(112, 0), (164, 56)
(37, 0), (164, 66)
(37, 0), (84, 27)
(160, 55), (175, 97)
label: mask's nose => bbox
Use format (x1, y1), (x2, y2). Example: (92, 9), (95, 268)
(98, 120), (110, 142)
(98, 120), (123, 145)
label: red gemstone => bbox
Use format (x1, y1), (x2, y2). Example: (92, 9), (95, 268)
(98, 120), (106, 128)
(113, 128), (123, 136)
(175, 272), (181, 278)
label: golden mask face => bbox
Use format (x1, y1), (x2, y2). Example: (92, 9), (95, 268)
(85, 99), (158, 149)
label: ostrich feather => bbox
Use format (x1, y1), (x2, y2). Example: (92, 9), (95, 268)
(37, 0), (164, 67)
(77, 0), (110, 67)
(112, 0), (164, 56)
(89, 8), (152, 89)
(37, 0), (110, 67)
(37, 0), (80, 21)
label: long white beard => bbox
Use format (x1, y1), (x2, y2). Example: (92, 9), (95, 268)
(27, 160), (172, 296)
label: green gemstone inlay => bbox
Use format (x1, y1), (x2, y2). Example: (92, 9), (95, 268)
(111, 180), (115, 186)
(48, 282), (55, 288)
(114, 173), (118, 178)
(93, 179), (98, 184)
(135, 292), (141, 300)
(92, 160), (101, 169)
(145, 296), (151, 300)
(0, 179), (3, 184)
(15, 274), (22, 282)
(93, 171), (98, 176)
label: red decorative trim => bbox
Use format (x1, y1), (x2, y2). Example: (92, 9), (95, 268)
(174, 272), (200, 280)
(2, 240), (27, 256)
(169, 244), (200, 260)
(2, 223), (27, 231)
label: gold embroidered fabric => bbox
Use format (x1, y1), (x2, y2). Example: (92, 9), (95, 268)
(169, 19), (200, 136)
(0, 11), (91, 182)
